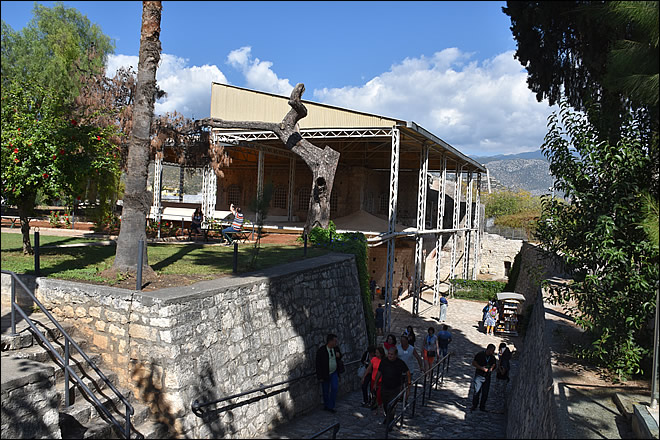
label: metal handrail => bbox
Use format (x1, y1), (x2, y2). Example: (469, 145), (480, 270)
(384, 353), (451, 438)
(308, 422), (340, 439)
(2, 270), (137, 439)
(192, 359), (361, 413)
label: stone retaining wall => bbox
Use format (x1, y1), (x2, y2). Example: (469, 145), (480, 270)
(21, 252), (367, 438)
(505, 242), (566, 439)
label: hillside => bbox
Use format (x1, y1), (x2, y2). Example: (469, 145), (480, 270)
(471, 150), (554, 196)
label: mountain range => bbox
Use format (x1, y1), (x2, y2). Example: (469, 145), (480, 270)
(471, 150), (555, 196)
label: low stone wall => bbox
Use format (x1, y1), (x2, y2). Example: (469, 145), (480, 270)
(29, 252), (367, 438)
(505, 242), (566, 439)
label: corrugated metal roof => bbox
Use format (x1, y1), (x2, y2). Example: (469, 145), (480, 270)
(210, 83), (401, 129)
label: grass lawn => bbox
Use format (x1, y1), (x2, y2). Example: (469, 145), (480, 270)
(1, 232), (330, 285)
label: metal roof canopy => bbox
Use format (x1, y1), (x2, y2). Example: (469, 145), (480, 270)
(209, 83), (486, 174)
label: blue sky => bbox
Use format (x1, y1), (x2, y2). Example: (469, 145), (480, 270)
(1, 1), (558, 156)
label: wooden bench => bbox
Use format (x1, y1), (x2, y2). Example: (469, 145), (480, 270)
(202, 220), (253, 243)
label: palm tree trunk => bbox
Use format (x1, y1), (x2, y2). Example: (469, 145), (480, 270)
(112, 1), (161, 275)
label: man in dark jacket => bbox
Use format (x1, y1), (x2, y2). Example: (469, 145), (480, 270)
(470, 343), (497, 411)
(315, 333), (344, 413)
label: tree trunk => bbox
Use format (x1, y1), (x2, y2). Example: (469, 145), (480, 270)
(112, 1), (161, 276)
(18, 193), (35, 255)
(197, 83), (340, 232)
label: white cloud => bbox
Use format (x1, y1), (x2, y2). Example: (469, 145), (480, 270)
(312, 49), (558, 156)
(226, 46), (294, 96)
(106, 53), (228, 119)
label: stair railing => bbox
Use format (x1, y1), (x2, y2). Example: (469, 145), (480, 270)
(192, 359), (361, 415)
(308, 422), (340, 439)
(384, 352), (451, 438)
(2, 270), (137, 440)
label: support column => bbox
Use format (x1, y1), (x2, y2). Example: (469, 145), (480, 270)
(201, 165), (217, 228)
(257, 149), (265, 224)
(287, 157), (295, 222)
(449, 165), (463, 294)
(413, 143), (429, 316)
(433, 154), (447, 306)
(385, 128), (400, 333)
(178, 164), (184, 202)
(152, 156), (163, 239)
(462, 171), (474, 279)
(472, 173), (482, 280)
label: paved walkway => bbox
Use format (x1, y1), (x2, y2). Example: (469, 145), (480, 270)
(266, 293), (516, 439)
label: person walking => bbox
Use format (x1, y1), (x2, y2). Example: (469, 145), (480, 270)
(376, 347), (411, 428)
(470, 343), (497, 411)
(383, 334), (397, 352)
(422, 326), (439, 371)
(485, 304), (498, 336)
(190, 207), (203, 240)
(362, 346), (386, 411)
(437, 324), (452, 359)
(369, 277), (377, 301)
(439, 292), (449, 322)
(496, 342), (512, 404)
(359, 345), (376, 407)
(396, 334), (423, 379)
(402, 325), (416, 348)
(375, 304), (384, 336)
(315, 333), (344, 413)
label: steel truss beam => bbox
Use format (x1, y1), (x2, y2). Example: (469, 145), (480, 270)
(152, 156), (163, 238)
(201, 165), (217, 226)
(462, 172), (474, 279)
(472, 173), (482, 280)
(385, 128), (400, 333)
(433, 155), (448, 306)
(449, 165), (463, 295)
(212, 127), (393, 143)
(413, 143), (429, 316)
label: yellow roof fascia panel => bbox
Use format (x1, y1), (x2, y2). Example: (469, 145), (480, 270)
(210, 83), (400, 129)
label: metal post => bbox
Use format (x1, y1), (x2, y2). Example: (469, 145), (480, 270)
(413, 143), (429, 316)
(651, 284), (659, 409)
(385, 128), (400, 333)
(153, 156), (163, 239)
(10, 277), (17, 336)
(233, 241), (238, 273)
(304, 232), (308, 257)
(64, 338), (70, 407)
(472, 173), (482, 280)
(34, 231), (40, 276)
(256, 149), (264, 224)
(449, 165), (463, 293)
(434, 155), (447, 306)
(136, 240), (144, 291)
(462, 172), (473, 279)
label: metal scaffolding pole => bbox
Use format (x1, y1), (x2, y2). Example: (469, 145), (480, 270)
(449, 165), (463, 293)
(287, 157), (295, 222)
(472, 173), (482, 280)
(201, 165), (217, 228)
(413, 143), (429, 316)
(256, 149), (264, 224)
(385, 128), (401, 333)
(462, 172), (474, 279)
(434, 155), (448, 306)
(152, 156), (163, 239)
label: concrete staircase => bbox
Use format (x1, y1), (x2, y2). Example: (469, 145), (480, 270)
(1, 311), (171, 439)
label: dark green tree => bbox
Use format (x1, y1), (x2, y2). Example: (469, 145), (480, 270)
(502, 1), (658, 145)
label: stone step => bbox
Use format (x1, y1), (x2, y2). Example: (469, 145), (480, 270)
(3, 335), (90, 363)
(61, 398), (164, 439)
(1, 319), (76, 351)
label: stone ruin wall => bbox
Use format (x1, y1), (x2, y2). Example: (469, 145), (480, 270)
(22, 253), (367, 438)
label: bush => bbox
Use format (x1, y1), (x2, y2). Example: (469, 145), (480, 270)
(449, 279), (506, 302)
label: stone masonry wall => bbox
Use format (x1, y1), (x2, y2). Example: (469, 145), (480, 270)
(478, 232), (523, 279)
(31, 253), (367, 438)
(505, 242), (566, 439)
